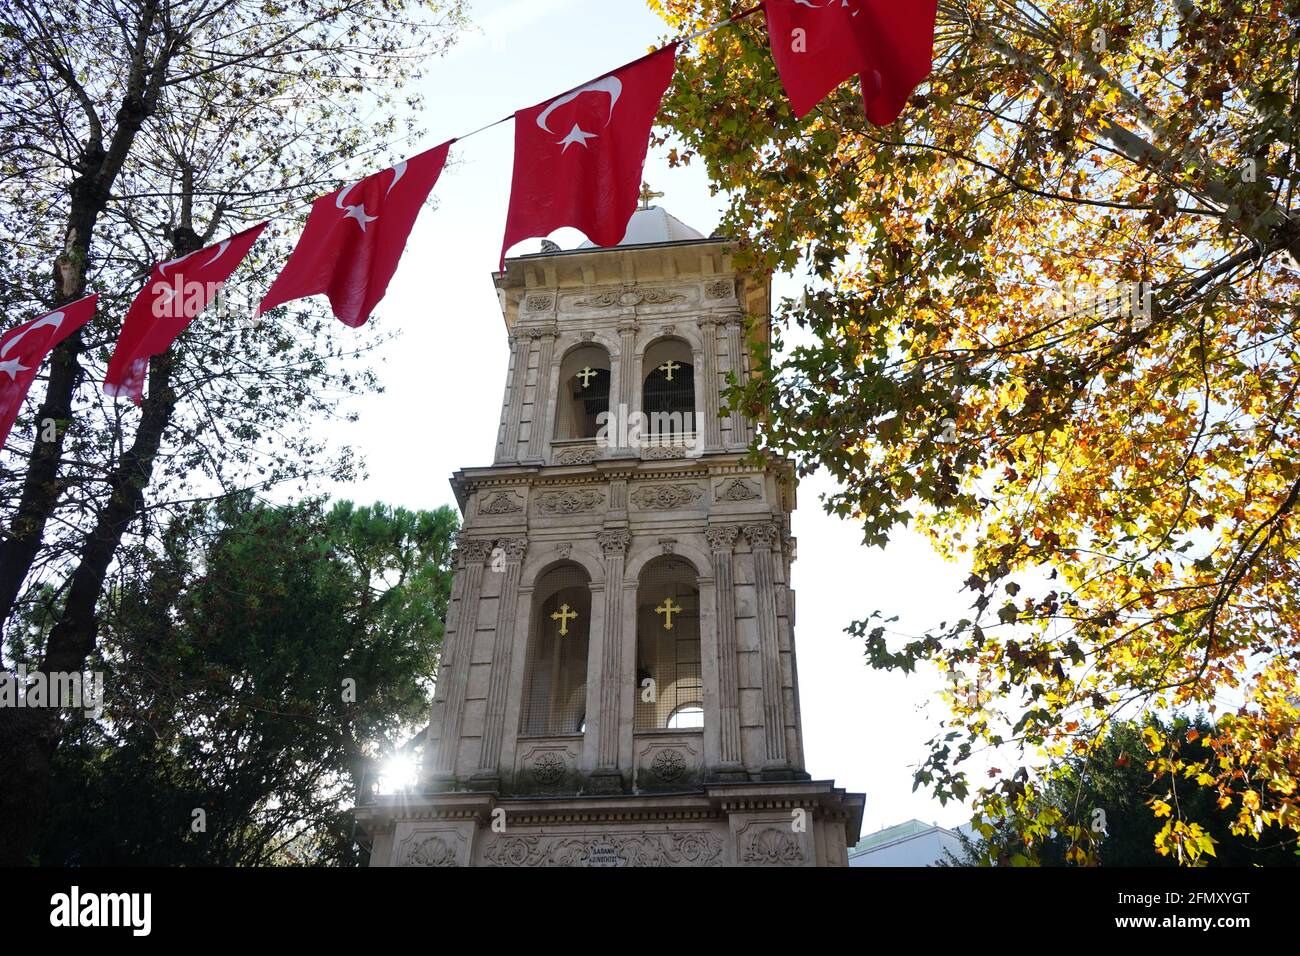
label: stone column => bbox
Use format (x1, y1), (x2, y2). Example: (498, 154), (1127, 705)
(525, 325), (557, 462)
(706, 525), (745, 777)
(616, 320), (638, 455)
(724, 315), (748, 449)
(475, 537), (528, 784)
(431, 538), (492, 781)
(500, 333), (531, 463)
(699, 318), (723, 452)
(591, 529), (632, 791)
(744, 523), (788, 772)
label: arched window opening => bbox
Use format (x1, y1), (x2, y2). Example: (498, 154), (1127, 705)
(634, 556), (702, 731)
(521, 563), (591, 736)
(642, 339), (694, 444)
(554, 345), (611, 441)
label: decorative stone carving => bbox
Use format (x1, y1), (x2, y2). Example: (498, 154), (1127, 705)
(658, 324), (677, 337)
(575, 286), (686, 309)
(596, 529), (632, 555)
(535, 489), (604, 515)
(483, 831), (725, 867)
(742, 828), (805, 866)
(705, 278), (734, 300)
(630, 483), (703, 511)
(716, 478), (761, 502)
(743, 523), (781, 548)
(650, 749), (686, 782)
(705, 525), (741, 551)
(525, 294), (555, 311)
(496, 536), (529, 561)
(554, 446), (600, 465)
(658, 537), (677, 555)
(641, 445), (691, 460)
(530, 752), (566, 786)
(557, 542), (573, 560)
(479, 491), (524, 515)
(403, 835), (459, 868)
(540, 239), (562, 253)
(457, 539), (496, 566)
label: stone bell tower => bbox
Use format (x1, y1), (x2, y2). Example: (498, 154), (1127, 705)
(357, 200), (864, 867)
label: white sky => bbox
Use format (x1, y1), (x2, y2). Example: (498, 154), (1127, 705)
(325, 0), (976, 833)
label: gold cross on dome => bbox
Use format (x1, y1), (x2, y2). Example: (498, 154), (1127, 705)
(551, 603), (577, 636)
(576, 366), (598, 388)
(639, 182), (664, 210)
(655, 597), (682, 630)
(659, 360), (681, 381)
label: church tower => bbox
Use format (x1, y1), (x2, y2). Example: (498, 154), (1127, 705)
(358, 200), (864, 867)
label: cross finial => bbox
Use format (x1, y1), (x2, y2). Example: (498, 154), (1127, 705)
(639, 182), (664, 210)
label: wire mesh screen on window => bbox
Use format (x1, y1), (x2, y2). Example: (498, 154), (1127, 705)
(642, 362), (695, 442)
(521, 565), (591, 737)
(554, 367), (610, 440)
(635, 557), (703, 730)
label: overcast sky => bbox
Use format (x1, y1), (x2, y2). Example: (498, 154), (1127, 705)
(324, 0), (979, 833)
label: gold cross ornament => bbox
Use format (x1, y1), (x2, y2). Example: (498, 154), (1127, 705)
(659, 360), (681, 382)
(639, 182), (664, 210)
(551, 603), (577, 636)
(655, 597), (682, 630)
(576, 366), (597, 388)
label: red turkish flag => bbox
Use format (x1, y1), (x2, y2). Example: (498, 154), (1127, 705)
(501, 45), (678, 267)
(764, 0), (938, 124)
(259, 141), (451, 328)
(0, 294), (98, 449)
(104, 223), (266, 403)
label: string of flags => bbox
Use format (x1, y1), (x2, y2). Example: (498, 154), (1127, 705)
(0, 0), (939, 446)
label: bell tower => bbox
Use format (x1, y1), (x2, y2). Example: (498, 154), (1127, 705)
(358, 203), (864, 867)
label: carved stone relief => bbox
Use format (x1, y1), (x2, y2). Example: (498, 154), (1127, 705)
(630, 483), (703, 510)
(483, 831), (724, 867)
(479, 491), (524, 515)
(535, 489), (604, 515)
(715, 478), (761, 502)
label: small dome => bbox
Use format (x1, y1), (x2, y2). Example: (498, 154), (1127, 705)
(577, 205), (705, 249)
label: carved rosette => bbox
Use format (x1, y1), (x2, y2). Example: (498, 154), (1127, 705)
(530, 752), (566, 786)
(705, 525), (741, 552)
(630, 483), (704, 511)
(535, 489), (604, 515)
(743, 523), (781, 549)
(650, 749), (686, 782)
(483, 831), (725, 867)
(716, 478), (761, 502)
(596, 529), (632, 556)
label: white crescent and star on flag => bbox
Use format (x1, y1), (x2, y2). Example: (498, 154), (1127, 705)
(0, 310), (65, 380)
(336, 161), (407, 232)
(537, 75), (623, 152)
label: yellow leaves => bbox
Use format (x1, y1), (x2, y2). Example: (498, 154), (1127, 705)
(1152, 798), (1173, 819)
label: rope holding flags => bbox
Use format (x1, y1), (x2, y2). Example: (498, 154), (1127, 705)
(0, 1), (939, 447)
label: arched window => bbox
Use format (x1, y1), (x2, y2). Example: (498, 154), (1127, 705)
(642, 339), (694, 444)
(634, 556), (702, 731)
(521, 563), (591, 736)
(554, 345), (611, 441)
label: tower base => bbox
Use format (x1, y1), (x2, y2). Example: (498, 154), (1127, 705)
(357, 780), (864, 867)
